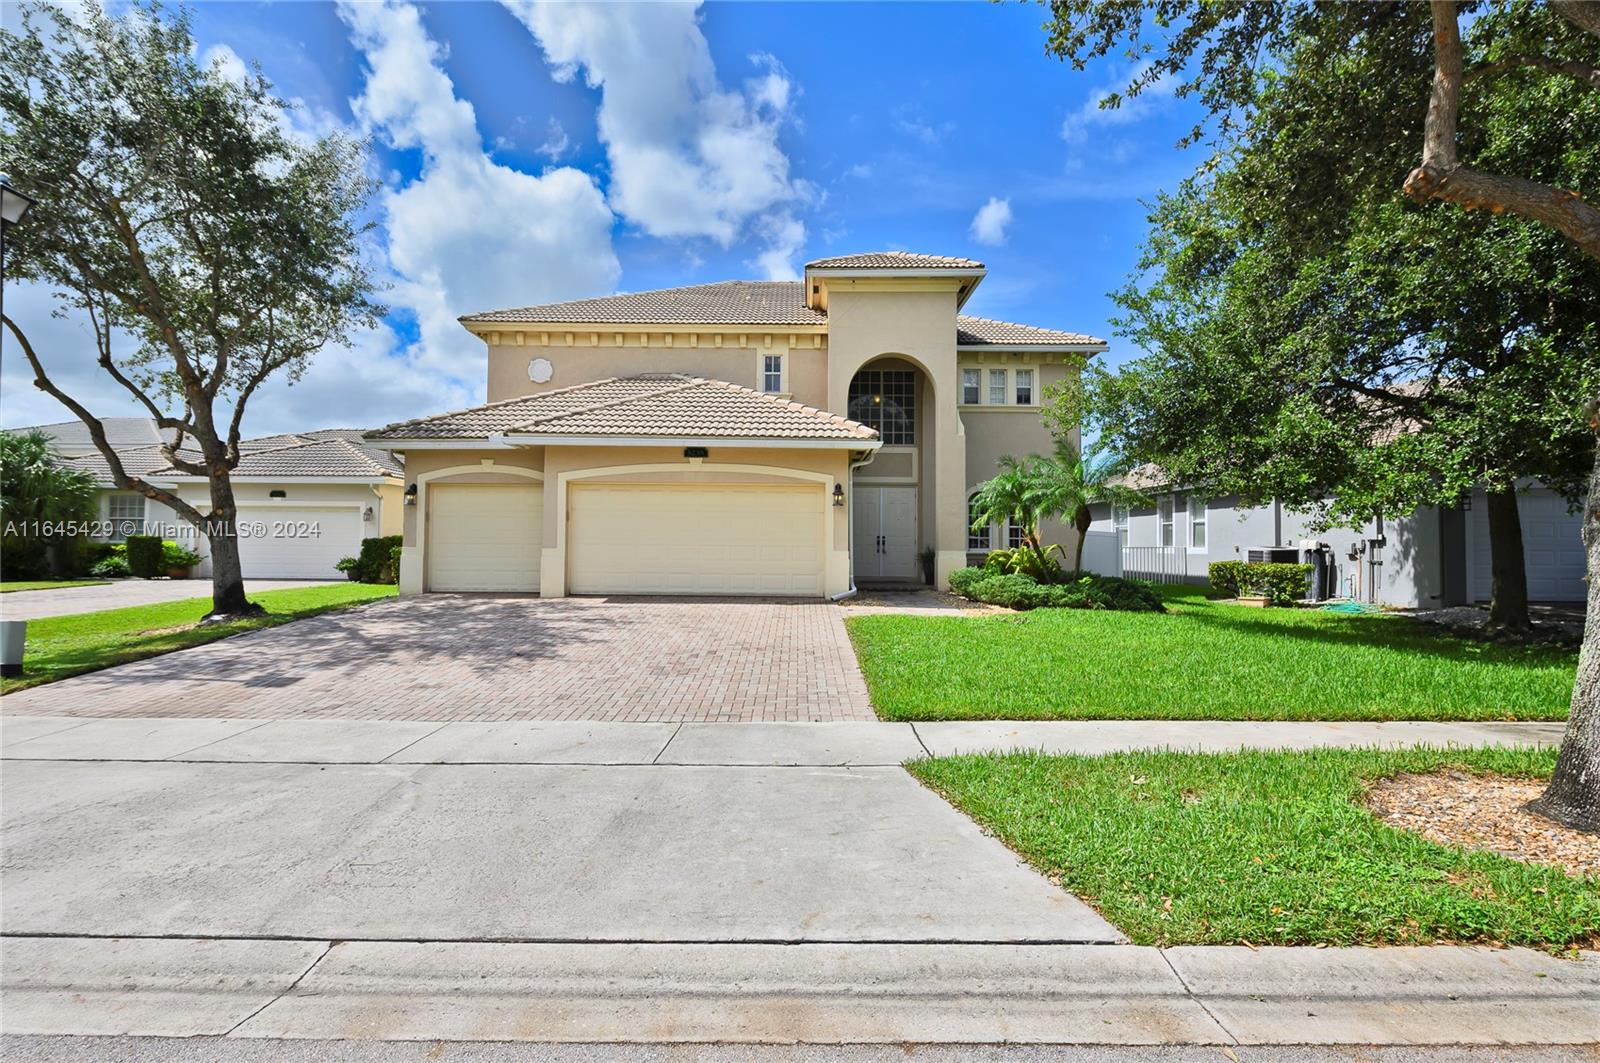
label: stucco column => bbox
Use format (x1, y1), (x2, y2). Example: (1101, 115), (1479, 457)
(933, 393), (967, 589)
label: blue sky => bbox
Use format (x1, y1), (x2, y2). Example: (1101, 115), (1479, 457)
(2, 1), (1207, 435)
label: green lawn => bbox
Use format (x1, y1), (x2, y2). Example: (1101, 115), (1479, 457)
(847, 586), (1575, 720)
(1, 579), (111, 593)
(0, 583), (397, 693)
(910, 746), (1598, 949)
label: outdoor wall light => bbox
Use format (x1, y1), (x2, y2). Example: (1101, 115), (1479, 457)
(362, 505), (375, 521)
(403, 483), (418, 506)
(832, 483), (845, 507)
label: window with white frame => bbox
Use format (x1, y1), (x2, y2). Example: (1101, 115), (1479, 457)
(1112, 504), (1129, 546)
(988, 369), (1007, 405)
(1006, 521), (1025, 548)
(967, 494), (992, 551)
(961, 368), (981, 405)
(762, 353), (784, 394)
(107, 493), (145, 539)
(1158, 496), (1175, 547)
(1014, 369), (1033, 405)
(1188, 494), (1207, 549)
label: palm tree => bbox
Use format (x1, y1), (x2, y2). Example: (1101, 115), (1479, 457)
(0, 430), (99, 577)
(969, 454), (1050, 566)
(1031, 436), (1144, 573)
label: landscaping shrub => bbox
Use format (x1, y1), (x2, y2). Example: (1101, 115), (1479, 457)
(124, 534), (163, 578)
(350, 535), (404, 583)
(982, 545), (1064, 584)
(335, 557), (359, 580)
(1208, 561), (1313, 604)
(389, 543), (402, 585)
(161, 541), (202, 572)
(951, 569), (1165, 613)
(90, 553), (130, 578)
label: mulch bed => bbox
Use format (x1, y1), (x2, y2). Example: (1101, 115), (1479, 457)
(1365, 769), (1599, 878)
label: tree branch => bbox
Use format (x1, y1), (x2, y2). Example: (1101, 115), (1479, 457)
(1465, 52), (1600, 90)
(3, 314), (207, 526)
(1551, 0), (1600, 39)
(1405, 0), (1600, 263)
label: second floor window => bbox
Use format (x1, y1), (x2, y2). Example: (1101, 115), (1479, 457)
(848, 370), (916, 445)
(988, 369), (1007, 405)
(961, 368), (980, 405)
(1014, 369), (1033, 405)
(1158, 496), (1175, 547)
(762, 354), (783, 393)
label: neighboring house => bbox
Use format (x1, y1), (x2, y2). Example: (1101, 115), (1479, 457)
(1086, 475), (1585, 606)
(21, 421), (405, 580)
(368, 252), (1107, 597)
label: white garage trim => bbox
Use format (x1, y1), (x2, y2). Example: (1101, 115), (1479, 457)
(412, 464), (545, 593)
(549, 462), (836, 598)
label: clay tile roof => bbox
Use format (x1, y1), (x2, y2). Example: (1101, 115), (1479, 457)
(215, 439), (404, 478)
(368, 375), (879, 443)
(956, 315), (1106, 347)
(62, 445), (177, 487)
(805, 251), (985, 270)
(460, 281), (824, 326)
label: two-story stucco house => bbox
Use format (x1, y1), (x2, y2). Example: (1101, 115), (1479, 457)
(368, 252), (1106, 598)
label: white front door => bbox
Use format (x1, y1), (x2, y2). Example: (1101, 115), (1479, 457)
(854, 486), (918, 582)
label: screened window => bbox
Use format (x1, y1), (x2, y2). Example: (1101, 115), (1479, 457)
(107, 493), (145, 539)
(1188, 494), (1207, 549)
(967, 495), (992, 551)
(762, 354), (784, 393)
(1112, 504), (1129, 546)
(961, 368), (981, 405)
(1014, 369), (1033, 405)
(847, 370), (916, 445)
(1158, 496), (1175, 547)
(988, 369), (1007, 405)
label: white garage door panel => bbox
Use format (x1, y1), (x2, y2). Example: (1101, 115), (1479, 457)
(568, 484), (824, 597)
(430, 484), (542, 592)
(236, 506), (363, 579)
(1468, 488), (1584, 602)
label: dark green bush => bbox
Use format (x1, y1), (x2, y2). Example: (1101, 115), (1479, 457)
(335, 557), (359, 580)
(1208, 561), (1313, 604)
(950, 569), (1165, 613)
(351, 535), (404, 583)
(389, 543), (402, 585)
(90, 553), (130, 578)
(124, 534), (163, 578)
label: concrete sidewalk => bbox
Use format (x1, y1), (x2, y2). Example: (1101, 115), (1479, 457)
(0, 716), (1563, 764)
(3, 937), (1595, 1045)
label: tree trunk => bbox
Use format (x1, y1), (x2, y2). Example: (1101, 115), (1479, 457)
(1073, 504), (1092, 573)
(1484, 488), (1531, 632)
(203, 473), (263, 620)
(1527, 411), (1600, 832)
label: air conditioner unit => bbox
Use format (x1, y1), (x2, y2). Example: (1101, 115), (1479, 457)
(1246, 546), (1300, 564)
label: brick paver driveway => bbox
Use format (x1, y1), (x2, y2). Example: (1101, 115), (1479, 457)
(0, 596), (874, 722)
(0, 579), (342, 620)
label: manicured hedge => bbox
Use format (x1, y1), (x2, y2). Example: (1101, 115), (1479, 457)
(947, 567), (1165, 613)
(124, 534), (163, 579)
(1208, 560), (1313, 604)
(350, 535), (403, 584)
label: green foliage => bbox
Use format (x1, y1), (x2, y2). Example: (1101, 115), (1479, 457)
(910, 746), (1594, 947)
(982, 545), (1065, 584)
(846, 585), (1575, 721)
(161, 541), (201, 569)
(0, 430), (99, 579)
(1208, 561), (1313, 604)
(123, 535), (163, 579)
(951, 567), (1165, 613)
(89, 554), (130, 579)
(335, 557), (360, 580)
(350, 535), (404, 584)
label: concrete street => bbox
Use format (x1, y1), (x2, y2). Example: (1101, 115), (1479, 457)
(0, 715), (1591, 1049)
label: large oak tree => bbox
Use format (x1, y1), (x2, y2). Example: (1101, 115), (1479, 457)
(1043, 0), (1600, 829)
(0, 1), (379, 617)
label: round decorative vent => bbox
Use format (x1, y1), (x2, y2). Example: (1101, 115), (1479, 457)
(528, 357), (554, 383)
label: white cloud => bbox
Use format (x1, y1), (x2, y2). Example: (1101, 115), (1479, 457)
(1060, 61), (1178, 145)
(338, 0), (619, 390)
(969, 197), (1013, 246)
(502, 1), (807, 271)
(536, 117), (571, 158)
(750, 213), (805, 281)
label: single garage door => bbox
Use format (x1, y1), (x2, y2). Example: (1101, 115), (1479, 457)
(568, 483), (824, 596)
(1468, 488), (1585, 602)
(429, 483), (542, 592)
(236, 505), (363, 579)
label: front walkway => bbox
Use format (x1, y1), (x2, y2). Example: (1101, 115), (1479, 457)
(0, 596), (874, 723)
(0, 579), (342, 620)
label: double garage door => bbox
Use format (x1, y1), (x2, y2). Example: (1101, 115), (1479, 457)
(425, 481), (824, 596)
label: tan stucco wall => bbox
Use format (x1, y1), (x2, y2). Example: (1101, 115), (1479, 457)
(825, 287), (966, 585)
(484, 337), (829, 408)
(393, 444), (853, 597)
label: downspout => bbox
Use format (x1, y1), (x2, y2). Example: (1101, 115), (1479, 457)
(829, 448), (878, 601)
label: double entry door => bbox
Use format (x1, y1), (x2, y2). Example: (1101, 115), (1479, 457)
(853, 485), (918, 582)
